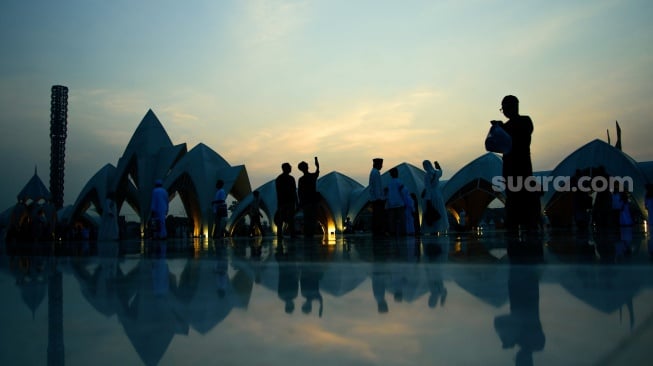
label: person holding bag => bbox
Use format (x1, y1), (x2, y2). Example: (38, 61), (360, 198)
(490, 95), (538, 233)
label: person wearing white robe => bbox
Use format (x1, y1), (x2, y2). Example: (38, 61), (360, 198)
(98, 192), (119, 241)
(150, 179), (169, 239)
(422, 160), (449, 235)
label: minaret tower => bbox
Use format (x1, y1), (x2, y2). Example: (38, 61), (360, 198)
(49, 85), (68, 210)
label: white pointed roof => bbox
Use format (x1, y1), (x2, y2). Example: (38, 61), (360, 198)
(441, 152), (503, 203)
(317, 171), (365, 231)
(543, 139), (647, 213)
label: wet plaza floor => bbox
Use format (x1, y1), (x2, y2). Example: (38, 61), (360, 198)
(1, 228), (653, 366)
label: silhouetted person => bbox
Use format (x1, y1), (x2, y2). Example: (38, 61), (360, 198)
(402, 184), (415, 235)
(618, 192), (633, 227)
(385, 167), (406, 237)
(422, 160), (448, 235)
(275, 163), (298, 238)
(249, 190), (263, 236)
(572, 172), (593, 232)
(297, 157), (320, 238)
(491, 95), (538, 233)
(151, 179), (168, 240)
(212, 179), (228, 239)
(98, 191), (119, 241)
(369, 158), (385, 237)
(410, 193), (421, 236)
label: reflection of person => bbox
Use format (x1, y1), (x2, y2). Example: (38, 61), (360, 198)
(151, 179), (169, 239)
(422, 160), (448, 235)
(372, 263), (390, 313)
(212, 179), (227, 239)
(152, 243), (169, 296)
(369, 158), (385, 237)
(491, 95), (538, 232)
(299, 245), (324, 317)
(298, 157), (320, 237)
(275, 163), (298, 238)
(424, 239), (448, 309)
(276, 246), (299, 314)
(495, 246), (545, 366)
(215, 244), (229, 298)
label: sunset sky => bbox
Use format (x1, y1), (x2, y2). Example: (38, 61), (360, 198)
(1, 0), (652, 211)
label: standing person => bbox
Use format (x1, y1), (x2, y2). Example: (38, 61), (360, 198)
(369, 158), (385, 237)
(385, 167), (406, 237)
(275, 162), (298, 238)
(403, 186), (416, 236)
(249, 190), (263, 236)
(410, 193), (421, 236)
(150, 179), (169, 240)
(298, 157), (320, 237)
(422, 160), (449, 235)
(491, 95), (537, 233)
(212, 179), (228, 239)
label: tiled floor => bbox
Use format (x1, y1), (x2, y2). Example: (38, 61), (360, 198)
(1, 229), (652, 365)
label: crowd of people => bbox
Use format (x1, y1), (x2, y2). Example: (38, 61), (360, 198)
(109, 94), (653, 242)
(6, 94), (651, 244)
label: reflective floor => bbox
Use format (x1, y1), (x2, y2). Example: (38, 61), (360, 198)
(1, 228), (653, 366)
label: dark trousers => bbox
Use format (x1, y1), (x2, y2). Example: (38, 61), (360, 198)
(505, 189), (539, 232)
(372, 200), (386, 237)
(387, 206), (405, 237)
(302, 203), (317, 237)
(275, 205), (296, 238)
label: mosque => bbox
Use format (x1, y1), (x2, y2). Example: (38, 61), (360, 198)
(1, 109), (652, 240)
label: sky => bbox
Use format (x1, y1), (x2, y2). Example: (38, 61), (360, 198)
(1, 0), (652, 211)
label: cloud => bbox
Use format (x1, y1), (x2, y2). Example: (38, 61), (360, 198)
(217, 88), (445, 183)
(239, 0), (310, 46)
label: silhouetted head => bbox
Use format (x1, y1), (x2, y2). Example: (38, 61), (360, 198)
(253, 190), (260, 198)
(155, 179), (163, 187)
(298, 161), (309, 173)
(390, 167), (399, 178)
(281, 162), (292, 174)
(501, 95), (520, 119)
(216, 179), (224, 189)
(422, 160), (432, 171)
(373, 158), (383, 169)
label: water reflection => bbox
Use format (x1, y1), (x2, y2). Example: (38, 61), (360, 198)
(1, 232), (653, 365)
(495, 240), (546, 366)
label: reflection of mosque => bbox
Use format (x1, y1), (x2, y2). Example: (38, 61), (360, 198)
(2, 233), (653, 364)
